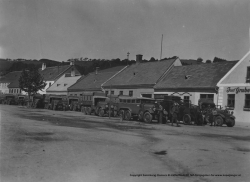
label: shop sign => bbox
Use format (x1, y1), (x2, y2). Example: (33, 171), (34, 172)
(226, 87), (250, 94)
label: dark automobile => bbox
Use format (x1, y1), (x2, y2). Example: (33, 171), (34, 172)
(199, 99), (235, 127)
(117, 96), (160, 123)
(96, 95), (120, 117)
(160, 96), (203, 125)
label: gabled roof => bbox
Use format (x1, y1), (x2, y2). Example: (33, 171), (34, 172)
(217, 51), (250, 87)
(39, 65), (79, 81)
(0, 71), (22, 84)
(68, 66), (126, 92)
(154, 61), (237, 91)
(103, 58), (178, 88)
(46, 74), (81, 92)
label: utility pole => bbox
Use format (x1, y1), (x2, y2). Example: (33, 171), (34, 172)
(109, 84), (111, 119)
(160, 34), (163, 61)
(127, 52), (130, 61)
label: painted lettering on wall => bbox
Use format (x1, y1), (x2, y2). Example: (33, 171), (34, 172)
(226, 87), (250, 94)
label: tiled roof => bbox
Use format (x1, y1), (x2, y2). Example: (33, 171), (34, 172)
(39, 65), (77, 81)
(103, 58), (177, 88)
(154, 61), (237, 90)
(0, 71), (22, 83)
(68, 66), (125, 92)
(47, 75), (81, 92)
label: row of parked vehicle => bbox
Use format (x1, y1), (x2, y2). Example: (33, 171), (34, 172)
(0, 92), (236, 127)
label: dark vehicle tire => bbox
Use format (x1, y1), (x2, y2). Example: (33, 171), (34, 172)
(226, 119), (235, 127)
(183, 114), (191, 125)
(98, 109), (104, 117)
(197, 114), (204, 125)
(143, 112), (152, 123)
(86, 107), (92, 115)
(214, 116), (224, 126)
(118, 110), (125, 120)
(138, 111), (144, 121)
(73, 105), (77, 111)
(113, 110), (118, 117)
(81, 106), (85, 114)
(124, 110), (132, 121)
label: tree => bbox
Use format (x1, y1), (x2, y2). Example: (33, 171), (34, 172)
(19, 66), (46, 107)
(197, 57), (203, 63)
(213, 57), (227, 63)
(206, 60), (212, 63)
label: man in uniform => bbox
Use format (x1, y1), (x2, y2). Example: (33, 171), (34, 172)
(171, 102), (180, 127)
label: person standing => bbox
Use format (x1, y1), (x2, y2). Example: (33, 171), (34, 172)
(171, 102), (180, 127)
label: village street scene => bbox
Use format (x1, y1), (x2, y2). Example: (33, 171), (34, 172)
(0, 0), (250, 182)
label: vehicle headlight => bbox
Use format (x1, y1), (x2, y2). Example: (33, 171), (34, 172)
(105, 104), (108, 108)
(111, 105), (114, 108)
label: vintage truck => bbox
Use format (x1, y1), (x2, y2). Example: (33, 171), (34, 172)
(160, 96), (203, 125)
(44, 94), (68, 111)
(117, 96), (161, 123)
(95, 95), (120, 117)
(0, 94), (17, 105)
(74, 92), (108, 115)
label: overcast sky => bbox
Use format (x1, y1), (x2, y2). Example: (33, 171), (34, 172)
(0, 0), (249, 61)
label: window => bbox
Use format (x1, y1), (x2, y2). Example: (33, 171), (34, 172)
(80, 94), (83, 96)
(136, 99), (140, 103)
(246, 67), (250, 83)
(227, 94), (235, 108)
(49, 82), (52, 86)
(111, 91), (114, 95)
(154, 94), (168, 100)
(105, 91), (109, 95)
(184, 96), (190, 104)
(64, 84), (67, 86)
(141, 94), (152, 98)
(131, 99), (135, 103)
(119, 91), (123, 95)
(129, 90), (133, 97)
(127, 99), (131, 103)
(200, 94), (214, 102)
(244, 94), (250, 110)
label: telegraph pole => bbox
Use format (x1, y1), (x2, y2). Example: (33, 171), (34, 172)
(109, 84), (111, 119)
(160, 34), (163, 60)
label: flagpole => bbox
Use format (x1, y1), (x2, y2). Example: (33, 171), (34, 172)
(160, 34), (163, 60)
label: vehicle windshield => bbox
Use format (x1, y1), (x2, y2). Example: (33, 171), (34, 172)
(141, 99), (155, 104)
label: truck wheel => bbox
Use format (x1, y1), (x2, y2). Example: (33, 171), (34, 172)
(86, 107), (91, 115)
(214, 116), (223, 126)
(143, 112), (152, 123)
(98, 109), (104, 117)
(138, 111), (144, 121)
(183, 114), (191, 125)
(118, 110), (125, 120)
(81, 106), (85, 114)
(113, 110), (118, 117)
(226, 119), (235, 127)
(124, 110), (132, 121)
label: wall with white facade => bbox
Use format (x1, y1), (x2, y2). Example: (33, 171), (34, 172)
(104, 88), (154, 98)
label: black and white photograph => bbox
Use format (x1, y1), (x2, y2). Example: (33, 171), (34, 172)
(0, 0), (249, 182)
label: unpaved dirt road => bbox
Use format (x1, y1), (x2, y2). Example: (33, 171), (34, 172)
(0, 105), (250, 182)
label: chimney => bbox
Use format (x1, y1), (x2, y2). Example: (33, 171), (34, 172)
(42, 63), (46, 70)
(95, 67), (99, 75)
(71, 68), (75, 77)
(136, 54), (143, 64)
